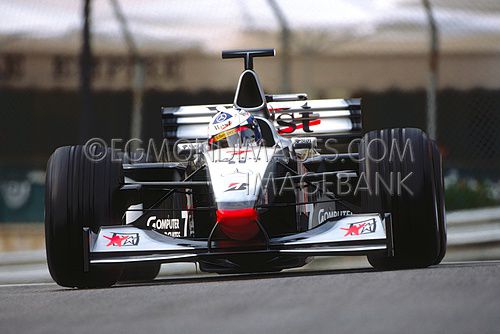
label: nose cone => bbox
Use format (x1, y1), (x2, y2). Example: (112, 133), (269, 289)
(205, 147), (276, 240)
(216, 208), (260, 241)
(204, 147), (276, 206)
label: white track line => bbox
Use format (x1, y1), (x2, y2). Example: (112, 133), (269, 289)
(441, 260), (500, 265)
(0, 282), (56, 288)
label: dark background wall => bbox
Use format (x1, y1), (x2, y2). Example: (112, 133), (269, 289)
(361, 89), (500, 176)
(2, 88), (499, 174)
(0, 89), (234, 168)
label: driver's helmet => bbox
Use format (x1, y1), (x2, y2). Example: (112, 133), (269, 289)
(208, 108), (262, 149)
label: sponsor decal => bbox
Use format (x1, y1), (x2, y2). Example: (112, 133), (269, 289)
(212, 127), (237, 142)
(340, 219), (376, 237)
(225, 182), (248, 192)
(147, 216), (182, 237)
(276, 111), (321, 134)
(104, 232), (139, 247)
(213, 120), (232, 131)
(318, 209), (352, 224)
(214, 112), (232, 124)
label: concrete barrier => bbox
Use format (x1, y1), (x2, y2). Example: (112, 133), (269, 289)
(0, 223), (45, 252)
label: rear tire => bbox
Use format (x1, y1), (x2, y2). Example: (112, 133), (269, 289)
(431, 141), (447, 264)
(45, 146), (124, 288)
(360, 128), (445, 269)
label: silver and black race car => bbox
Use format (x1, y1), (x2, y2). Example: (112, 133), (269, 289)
(45, 49), (446, 288)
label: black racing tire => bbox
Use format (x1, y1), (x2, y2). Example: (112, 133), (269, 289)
(431, 141), (447, 265)
(360, 128), (445, 270)
(45, 146), (125, 288)
(119, 263), (161, 282)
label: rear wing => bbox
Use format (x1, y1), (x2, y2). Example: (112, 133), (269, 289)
(162, 98), (362, 143)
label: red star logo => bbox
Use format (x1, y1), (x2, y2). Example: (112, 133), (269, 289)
(103, 234), (130, 247)
(340, 223), (366, 237)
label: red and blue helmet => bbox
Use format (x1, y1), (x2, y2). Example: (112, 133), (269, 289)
(208, 108), (262, 148)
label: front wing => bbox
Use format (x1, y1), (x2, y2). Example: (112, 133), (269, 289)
(86, 214), (393, 268)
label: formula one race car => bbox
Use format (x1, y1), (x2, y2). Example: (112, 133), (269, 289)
(45, 49), (446, 288)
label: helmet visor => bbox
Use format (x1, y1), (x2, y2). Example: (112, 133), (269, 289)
(209, 126), (257, 148)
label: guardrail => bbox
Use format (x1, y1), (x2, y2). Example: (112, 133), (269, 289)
(447, 206), (500, 245)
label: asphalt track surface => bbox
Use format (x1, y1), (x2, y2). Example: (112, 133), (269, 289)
(1, 261), (499, 334)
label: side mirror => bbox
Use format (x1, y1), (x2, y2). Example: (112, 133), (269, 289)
(176, 142), (205, 159)
(291, 137), (317, 151)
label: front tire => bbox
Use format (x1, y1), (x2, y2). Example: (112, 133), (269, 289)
(45, 146), (124, 288)
(360, 128), (445, 269)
